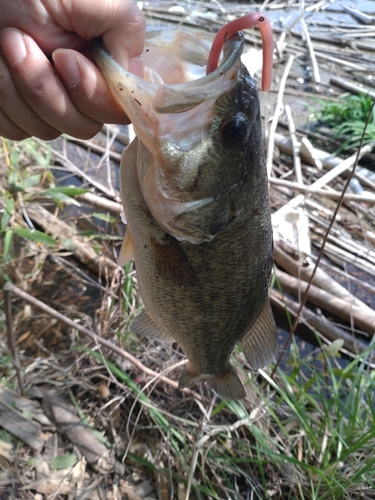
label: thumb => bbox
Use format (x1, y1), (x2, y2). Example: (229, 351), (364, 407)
(67, 0), (146, 70)
(102, 2), (146, 69)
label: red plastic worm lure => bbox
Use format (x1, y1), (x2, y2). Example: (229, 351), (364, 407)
(206, 13), (273, 92)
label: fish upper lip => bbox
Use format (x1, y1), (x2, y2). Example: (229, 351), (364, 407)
(152, 32), (244, 113)
(92, 31), (246, 158)
(92, 31), (244, 114)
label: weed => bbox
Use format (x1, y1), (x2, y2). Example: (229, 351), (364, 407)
(1, 131), (374, 500)
(316, 93), (375, 153)
(83, 338), (375, 499)
(0, 139), (90, 270)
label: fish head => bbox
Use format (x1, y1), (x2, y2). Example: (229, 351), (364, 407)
(93, 30), (264, 244)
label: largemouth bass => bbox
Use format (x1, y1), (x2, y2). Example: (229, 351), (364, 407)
(93, 24), (277, 399)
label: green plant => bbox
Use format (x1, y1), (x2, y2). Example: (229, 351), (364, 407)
(0, 138), (88, 269)
(83, 338), (375, 499)
(317, 93), (375, 153)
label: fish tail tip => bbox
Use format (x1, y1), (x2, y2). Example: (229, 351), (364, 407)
(178, 363), (200, 390)
(209, 366), (246, 400)
(178, 363), (246, 400)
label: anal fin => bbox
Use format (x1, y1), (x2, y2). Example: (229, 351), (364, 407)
(240, 300), (277, 369)
(118, 230), (135, 266)
(130, 309), (175, 343)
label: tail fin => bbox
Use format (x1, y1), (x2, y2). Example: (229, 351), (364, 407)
(179, 363), (246, 399)
(209, 366), (246, 399)
(178, 363), (201, 391)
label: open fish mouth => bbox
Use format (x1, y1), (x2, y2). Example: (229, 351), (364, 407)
(93, 31), (248, 243)
(93, 12), (274, 246)
(92, 30), (244, 147)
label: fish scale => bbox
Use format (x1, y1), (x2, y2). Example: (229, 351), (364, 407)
(93, 29), (277, 399)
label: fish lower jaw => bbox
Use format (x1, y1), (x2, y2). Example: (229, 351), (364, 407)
(141, 160), (215, 242)
(144, 192), (215, 243)
(158, 221), (215, 245)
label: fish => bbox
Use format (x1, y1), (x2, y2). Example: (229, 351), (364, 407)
(93, 22), (277, 399)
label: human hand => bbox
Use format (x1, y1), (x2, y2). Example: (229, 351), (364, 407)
(0, 0), (146, 140)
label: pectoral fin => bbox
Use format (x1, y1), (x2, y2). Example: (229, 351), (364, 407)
(179, 363), (246, 399)
(240, 300), (277, 369)
(118, 230), (135, 266)
(151, 235), (197, 287)
(130, 309), (175, 343)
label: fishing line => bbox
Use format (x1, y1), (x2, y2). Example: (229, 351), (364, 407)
(271, 100), (375, 377)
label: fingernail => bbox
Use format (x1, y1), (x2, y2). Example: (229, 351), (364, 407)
(53, 50), (81, 87)
(0, 29), (27, 66)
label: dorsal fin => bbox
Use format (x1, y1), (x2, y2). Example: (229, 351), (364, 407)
(240, 300), (277, 369)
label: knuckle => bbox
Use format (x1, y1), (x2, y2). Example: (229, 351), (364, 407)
(21, 74), (49, 101)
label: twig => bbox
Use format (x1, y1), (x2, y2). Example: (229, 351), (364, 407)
(273, 131), (375, 191)
(46, 141), (121, 202)
(76, 192), (122, 215)
(305, 0), (333, 13)
(271, 23), (375, 53)
(65, 136), (122, 163)
(25, 202), (120, 277)
(102, 124), (130, 146)
(102, 127), (118, 198)
(284, 105), (303, 185)
(274, 246), (373, 312)
(300, 17), (321, 83)
(266, 55), (295, 177)
(270, 291), (375, 365)
(322, 241), (375, 278)
(276, 12), (305, 59)
(283, 43), (372, 72)
(275, 269), (375, 336)
(185, 397), (216, 500)
(270, 178), (375, 203)
(50, 254), (119, 300)
(289, 236), (375, 296)
(272, 137), (375, 216)
(342, 5), (375, 25)
(330, 76), (375, 100)
(3, 286), (25, 396)
(300, 137), (323, 170)
(309, 140), (375, 190)
(17, 192), (35, 229)
(272, 101), (375, 375)
(3, 282), (202, 401)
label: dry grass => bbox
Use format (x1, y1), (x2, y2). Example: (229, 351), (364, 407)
(0, 130), (374, 499)
(1, 2), (375, 496)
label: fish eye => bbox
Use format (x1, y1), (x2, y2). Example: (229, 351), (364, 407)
(220, 114), (249, 147)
